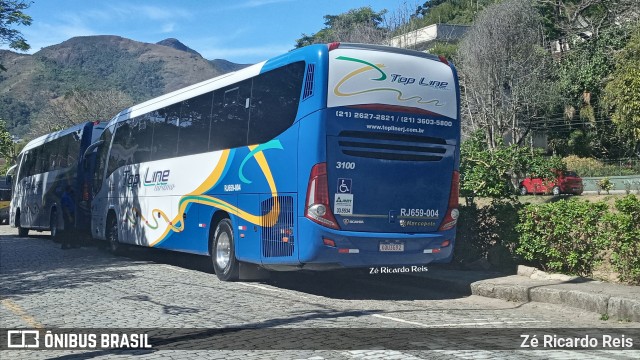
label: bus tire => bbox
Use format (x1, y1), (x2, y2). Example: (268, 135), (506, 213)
(552, 186), (561, 196)
(106, 214), (123, 255)
(50, 209), (61, 242)
(519, 185), (528, 196)
(211, 218), (239, 281)
(16, 211), (28, 237)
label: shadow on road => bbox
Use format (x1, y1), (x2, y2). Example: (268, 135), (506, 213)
(2, 233), (471, 302)
(115, 245), (471, 301)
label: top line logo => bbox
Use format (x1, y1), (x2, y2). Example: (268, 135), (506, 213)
(333, 56), (447, 106)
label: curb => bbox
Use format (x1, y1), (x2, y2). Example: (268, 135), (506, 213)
(415, 267), (640, 322)
(469, 279), (640, 322)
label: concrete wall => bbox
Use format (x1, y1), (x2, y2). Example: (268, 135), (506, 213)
(581, 176), (640, 194)
(388, 23), (470, 51)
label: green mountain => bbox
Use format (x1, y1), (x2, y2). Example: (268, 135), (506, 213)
(0, 35), (249, 137)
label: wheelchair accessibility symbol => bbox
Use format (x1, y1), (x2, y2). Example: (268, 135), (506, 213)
(337, 178), (352, 194)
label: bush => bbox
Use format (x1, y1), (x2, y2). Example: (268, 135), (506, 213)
(563, 155), (640, 177)
(516, 200), (609, 277)
(602, 196), (640, 284)
(563, 155), (601, 176)
(597, 177), (615, 194)
(455, 200), (523, 271)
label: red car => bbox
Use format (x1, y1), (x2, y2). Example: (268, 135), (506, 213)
(519, 170), (584, 196)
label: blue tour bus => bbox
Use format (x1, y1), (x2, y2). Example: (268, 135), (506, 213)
(89, 43), (461, 281)
(10, 121), (106, 238)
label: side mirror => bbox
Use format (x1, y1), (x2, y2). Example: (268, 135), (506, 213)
(5, 165), (16, 186)
(83, 140), (104, 159)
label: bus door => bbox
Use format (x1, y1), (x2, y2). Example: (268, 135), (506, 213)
(23, 150), (38, 227)
(90, 124), (114, 240)
(118, 164), (146, 245)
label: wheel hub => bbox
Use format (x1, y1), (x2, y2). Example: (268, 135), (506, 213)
(216, 233), (231, 270)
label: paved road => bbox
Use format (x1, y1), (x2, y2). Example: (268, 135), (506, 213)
(1, 226), (638, 359)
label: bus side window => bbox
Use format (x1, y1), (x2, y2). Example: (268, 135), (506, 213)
(47, 137), (60, 171)
(211, 80), (251, 151)
(151, 103), (180, 161)
(133, 115), (153, 163)
(58, 135), (70, 169)
(32, 146), (42, 175)
(177, 92), (213, 157)
(68, 131), (81, 167)
(248, 61), (305, 145)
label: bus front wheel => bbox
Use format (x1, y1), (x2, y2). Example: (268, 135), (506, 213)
(106, 214), (124, 255)
(211, 218), (239, 281)
(50, 209), (61, 242)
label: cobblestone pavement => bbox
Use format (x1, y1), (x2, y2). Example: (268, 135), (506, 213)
(1, 226), (638, 359)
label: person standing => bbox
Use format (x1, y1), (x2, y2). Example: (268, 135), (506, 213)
(60, 185), (78, 249)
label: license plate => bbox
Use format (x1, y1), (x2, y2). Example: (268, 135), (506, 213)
(379, 242), (404, 252)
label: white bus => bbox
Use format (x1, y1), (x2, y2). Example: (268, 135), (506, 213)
(10, 121), (106, 237)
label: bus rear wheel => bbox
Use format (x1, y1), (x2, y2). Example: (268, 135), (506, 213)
(16, 211), (28, 237)
(211, 218), (239, 281)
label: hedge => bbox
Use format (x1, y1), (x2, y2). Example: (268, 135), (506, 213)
(455, 195), (640, 284)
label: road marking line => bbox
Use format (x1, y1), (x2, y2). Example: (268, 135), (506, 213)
(342, 349), (424, 359)
(236, 282), (308, 299)
(373, 314), (550, 327)
(1, 299), (44, 329)
(372, 314), (431, 327)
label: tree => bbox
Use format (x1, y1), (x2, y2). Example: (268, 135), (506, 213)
(461, 131), (565, 198)
(0, 0), (32, 70)
(603, 22), (640, 157)
(537, 0), (640, 42)
(553, 24), (633, 159)
(0, 119), (17, 172)
(294, 7), (388, 48)
(414, 0), (497, 27)
(30, 89), (133, 138)
(457, 0), (556, 149)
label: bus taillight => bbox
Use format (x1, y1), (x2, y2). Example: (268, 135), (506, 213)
(82, 182), (89, 202)
(438, 171), (460, 231)
(305, 163), (339, 229)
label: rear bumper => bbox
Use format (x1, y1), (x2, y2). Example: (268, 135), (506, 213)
(561, 184), (584, 194)
(296, 217), (455, 270)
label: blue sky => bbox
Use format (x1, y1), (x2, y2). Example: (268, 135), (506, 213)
(4, 0), (408, 64)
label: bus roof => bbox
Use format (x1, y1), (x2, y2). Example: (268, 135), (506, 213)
(21, 121), (96, 153)
(106, 43), (454, 128)
(108, 61), (267, 126)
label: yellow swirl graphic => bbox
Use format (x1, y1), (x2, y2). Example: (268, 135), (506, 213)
(140, 147), (281, 247)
